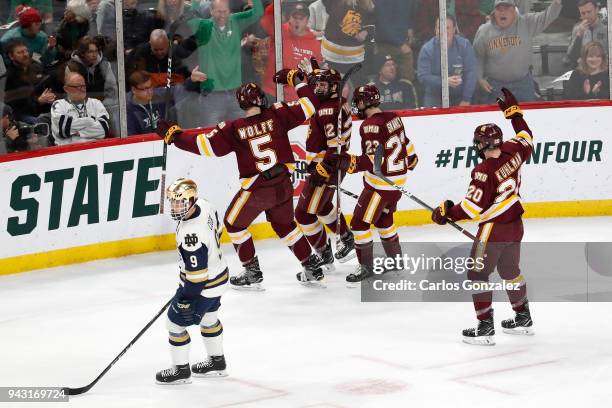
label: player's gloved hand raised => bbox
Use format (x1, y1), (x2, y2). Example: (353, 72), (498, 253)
(156, 119), (183, 145)
(431, 200), (454, 225)
(170, 297), (196, 326)
(496, 87), (522, 119)
(273, 68), (305, 87)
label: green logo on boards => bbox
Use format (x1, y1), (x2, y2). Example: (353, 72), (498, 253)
(6, 156), (162, 236)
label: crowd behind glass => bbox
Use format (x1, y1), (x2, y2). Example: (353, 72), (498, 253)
(0, 0), (609, 154)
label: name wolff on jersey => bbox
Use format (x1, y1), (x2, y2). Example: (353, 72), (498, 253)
(237, 120), (274, 139)
(6, 156), (162, 237)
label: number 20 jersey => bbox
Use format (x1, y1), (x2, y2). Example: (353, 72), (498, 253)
(449, 127), (534, 225)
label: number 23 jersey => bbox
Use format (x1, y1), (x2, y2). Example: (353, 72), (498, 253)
(176, 198), (229, 299)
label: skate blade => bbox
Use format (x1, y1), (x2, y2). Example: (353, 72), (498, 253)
(503, 327), (535, 336)
(298, 279), (327, 289)
(230, 283), (265, 292)
(335, 252), (357, 263)
(192, 370), (228, 378)
(156, 378), (192, 385)
(462, 335), (496, 346)
(345, 281), (361, 289)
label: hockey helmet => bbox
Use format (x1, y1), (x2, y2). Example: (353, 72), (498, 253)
(166, 177), (198, 220)
(308, 69), (342, 100)
(473, 123), (503, 159)
(352, 84), (380, 119)
(236, 82), (268, 110)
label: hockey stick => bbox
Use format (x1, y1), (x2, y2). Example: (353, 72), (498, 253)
(340, 187), (389, 214)
(159, 16), (188, 214)
(62, 298), (172, 396)
(373, 145), (478, 242)
(335, 63), (362, 251)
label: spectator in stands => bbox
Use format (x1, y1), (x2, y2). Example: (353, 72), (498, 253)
(374, 0), (417, 81)
(123, 0), (160, 53)
(417, 15), (477, 107)
(4, 40), (56, 124)
(51, 72), (110, 145)
(126, 29), (190, 89)
(1, 5), (57, 67)
(260, 2), (322, 101)
(127, 70), (164, 135)
(185, 0), (263, 127)
(370, 54), (417, 110)
(9, 1), (53, 24)
(473, 0), (562, 104)
(55, 0), (92, 62)
(415, 0), (485, 46)
(66, 36), (118, 103)
(96, 0), (116, 39)
(308, 0), (328, 40)
(320, 0), (374, 84)
(564, 0), (608, 69)
(86, 0), (100, 35)
(564, 41), (609, 100)
(156, 0), (186, 34)
(1, 102), (26, 153)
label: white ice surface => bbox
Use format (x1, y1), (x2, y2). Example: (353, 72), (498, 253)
(1, 217), (612, 408)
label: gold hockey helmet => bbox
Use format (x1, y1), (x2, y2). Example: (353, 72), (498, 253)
(166, 178), (198, 220)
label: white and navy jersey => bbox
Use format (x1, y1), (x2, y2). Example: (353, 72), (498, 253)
(176, 199), (229, 299)
(51, 98), (110, 146)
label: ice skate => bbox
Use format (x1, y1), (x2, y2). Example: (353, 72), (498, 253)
(502, 304), (534, 335)
(156, 364), (191, 385)
(230, 256), (264, 291)
(296, 254), (326, 288)
(345, 264), (374, 288)
(318, 240), (335, 272)
(334, 232), (356, 263)
(462, 313), (495, 346)
(191, 355), (228, 378)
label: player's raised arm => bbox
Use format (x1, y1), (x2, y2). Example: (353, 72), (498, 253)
(272, 68), (320, 128)
(497, 87), (534, 159)
(156, 119), (234, 157)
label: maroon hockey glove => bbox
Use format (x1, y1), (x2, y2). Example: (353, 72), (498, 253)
(309, 161), (331, 186)
(497, 87), (522, 119)
(431, 200), (454, 225)
(156, 120), (183, 145)
(406, 154), (419, 171)
(273, 68), (305, 87)
(328, 152), (357, 174)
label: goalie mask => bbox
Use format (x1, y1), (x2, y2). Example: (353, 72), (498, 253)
(166, 178), (198, 220)
(309, 69), (341, 101)
(352, 84), (380, 119)
(236, 82), (268, 110)
(473, 123), (503, 159)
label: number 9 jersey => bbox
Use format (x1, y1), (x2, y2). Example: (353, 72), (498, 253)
(176, 198), (229, 299)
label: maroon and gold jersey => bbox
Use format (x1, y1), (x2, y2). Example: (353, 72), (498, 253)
(448, 119), (534, 226)
(194, 84), (317, 190)
(356, 111), (416, 192)
(305, 97), (352, 165)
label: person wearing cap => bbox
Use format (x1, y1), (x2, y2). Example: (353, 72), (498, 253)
(417, 14), (477, 107)
(0, 102), (24, 154)
(472, 0), (562, 104)
(0, 5), (57, 67)
(369, 54), (417, 110)
(260, 1), (322, 101)
(9, 1), (53, 24)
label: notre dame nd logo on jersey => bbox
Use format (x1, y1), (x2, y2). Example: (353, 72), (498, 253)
(184, 233), (199, 247)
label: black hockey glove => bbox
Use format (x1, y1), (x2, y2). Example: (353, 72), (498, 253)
(171, 298), (196, 326)
(497, 88), (522, 119)
(273, 68), (305, 87)
(156, 120), (183, 145)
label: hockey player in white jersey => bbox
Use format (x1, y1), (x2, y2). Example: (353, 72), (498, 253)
(51, 72), (110, 145)
(156, 178), (230, 385)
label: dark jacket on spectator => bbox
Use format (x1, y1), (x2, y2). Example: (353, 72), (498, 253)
(55, 19), (91, 61)
(66, 51), (118, 102)
(126, 92), (165, 136)
(374, 0), (416, 46)
(4, 59), (51, 119)
(564, 69), (610, 100)
(125, 43), (190, 89)
(123, 8), (161, 51)
(370, 78), (418, 111)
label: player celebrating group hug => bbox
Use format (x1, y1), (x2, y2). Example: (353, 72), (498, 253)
(155, 60), (534, 382)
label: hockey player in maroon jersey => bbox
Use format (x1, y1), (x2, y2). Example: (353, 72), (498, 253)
(157, 69), (325, 290)
(330, 84), (418, 284)
(294, 67), (355, 270)
(431, 88), (534, 345)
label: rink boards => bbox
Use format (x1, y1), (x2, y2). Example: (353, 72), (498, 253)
(1, 102), (611, 274)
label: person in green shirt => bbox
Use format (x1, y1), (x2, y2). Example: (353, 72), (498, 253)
(185, 0), (263, 127)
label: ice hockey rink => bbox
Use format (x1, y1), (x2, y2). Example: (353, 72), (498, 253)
(1, 216), (611, 408)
